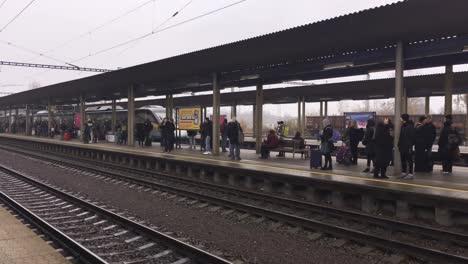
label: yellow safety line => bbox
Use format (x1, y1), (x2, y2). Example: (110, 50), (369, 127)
(4, 134), (468, 194)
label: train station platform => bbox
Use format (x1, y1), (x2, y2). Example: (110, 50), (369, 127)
(0, 204), (70, 264)
(2, 133), (468, 226)
(2, 133), (468, 196)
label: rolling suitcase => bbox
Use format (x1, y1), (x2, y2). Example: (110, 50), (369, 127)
(310, 146), (322, 169)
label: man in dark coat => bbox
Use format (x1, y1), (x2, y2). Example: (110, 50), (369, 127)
(202, 118), (213, 154)
(438, 115), (461, 175)
(362, 119), (376, 173)
(423, 115), (436, 172)
(398, 113), (416, 179)
(221, 119), (228, 152)
(414, 116), (427, 172)
(164, 119), (176, 152)
(373, 119), (393, 179)
(227, 117), (243, 160)
(143, 119), (153, 146)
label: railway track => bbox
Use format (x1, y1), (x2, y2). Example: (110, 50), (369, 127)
(0, 164), (231, 264)
(2, 143), (468, 263)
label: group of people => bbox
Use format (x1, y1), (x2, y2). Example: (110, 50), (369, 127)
(319, 114), (462, 178)
(192, 117), (243, 160)
(136, 119), (154, 147)
(159, 118), (176, 152)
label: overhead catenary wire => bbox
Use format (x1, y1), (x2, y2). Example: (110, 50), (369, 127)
(41, 0), (156, 55)
(0, 0), (7, 10)
(98, 0), (195, 68)
(71, 0), (247, 64)
(0, 0), (36, 33)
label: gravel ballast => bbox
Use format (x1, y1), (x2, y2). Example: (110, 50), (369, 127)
(0, 149), (376, 264)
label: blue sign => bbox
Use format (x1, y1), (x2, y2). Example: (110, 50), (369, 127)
(344, 112), (376, 128)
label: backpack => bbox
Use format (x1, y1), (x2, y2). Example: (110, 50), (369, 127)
(332, 129), (341, 143)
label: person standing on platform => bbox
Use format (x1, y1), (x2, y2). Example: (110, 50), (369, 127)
(320, 118), (334, 170)
(160, 118), (167, 149)
(373, 119), (393, 179)
(362, 119), (376, 173)
(143, 119), (153, 147)
(200, 118), (207, 151)
(83, 118), (93, 144)
(344, 120), (363, 165)
(92, 118), (99, 143)
(187, 130), (197, 149)
(423, 115), (436, 172)
(164, 118), (176, 152)
(203, 118), (213, 155)
(221, 119), (228, 153)
(414, 116), (427, 172)
(227, 116), (243, 161)
(260, 130), (279, 159)
(398, 114), (416, 179)
(438, 115), (462, 175)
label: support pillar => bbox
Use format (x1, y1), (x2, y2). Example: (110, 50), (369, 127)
(393, 41), (404, 176)
(14, 108), (18, 134)
(231, 101), (237, 119)
(212, 73), (221, 156)
(252, 104), (256, 138)
(324, 101), (328, 117)
(8, 107), (12, 133)
(25, 105), (30, 136)
(128, 85), (135, 147)
(444, 65), (454, 115)
(319, 101), (323, 117)
(111, 99), (117, 132)
(255, 84), (263, 154)
(465, 94), (468, 145)
(47, 100), (52, 135)
(401, 88), (408, 114)
(166, 94), (174, 119)
(297, 98), (302, 133)
(301, 97), (306, 136)
(80, 95), (86, 141)
(425, 96), (430, 115)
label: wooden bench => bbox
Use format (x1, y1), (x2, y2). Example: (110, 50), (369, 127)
(270, 139), (307, 159)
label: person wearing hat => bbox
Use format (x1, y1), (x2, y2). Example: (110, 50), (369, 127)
(398, 113), (416, 179)
(438, 114), (462, 175)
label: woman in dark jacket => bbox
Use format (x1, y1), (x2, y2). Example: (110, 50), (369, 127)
(414, 116), (427, 172)
(362, 119), (376, 173)
(260, 130), (279, 159)
(347, 120), (363, 165)
(373, 119), (393, 179)
(320, 118), (334, 170)
(163, 119), (176, 152)
(438, 115), (461, 175)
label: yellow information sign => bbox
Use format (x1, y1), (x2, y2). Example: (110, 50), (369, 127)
(178, 107), (201, 130)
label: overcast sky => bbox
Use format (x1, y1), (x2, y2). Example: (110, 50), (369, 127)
(1, 0), (463, 117)
(0, 0), (403, 92)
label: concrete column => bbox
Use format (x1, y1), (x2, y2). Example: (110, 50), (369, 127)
(301, 97), (306, 136)
(127, 85), (135, 147)
(231, 101), (237, 119)
(319, 101), (323, 117)
(14, 108), (19, 133)
(444, 65), (454, 115)
(25, 105), (30, 136)
(165, 94), (174, 119)
(252, 104), (256, 138)
(255, 84), (263, 154)
(465, 94), (468, 145)
(297, 98), (302, 133)
(111, 99), (117, 132)
(47, 100), (52, 135)
(324, 101), (328, 117)
(401, 88), (408, 114)
(80, 96), (85, 141)
(425, 96), (430, 115)
(8, 107), (12, 133)
(212, 73), (221, 156)
(393, 41), (404, 176)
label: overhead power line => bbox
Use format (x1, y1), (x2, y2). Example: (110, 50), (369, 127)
(0, 0), (7, 10)
(0, 0), (36, 33)
(0, 60), (112, 72)
(41, 0), (156, 55)
(71, 0), (248, 64)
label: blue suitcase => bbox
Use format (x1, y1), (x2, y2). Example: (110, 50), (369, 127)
(310, 147), (322, 169)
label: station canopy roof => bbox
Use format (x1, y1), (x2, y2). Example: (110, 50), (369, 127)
(2, 0), (468, 107)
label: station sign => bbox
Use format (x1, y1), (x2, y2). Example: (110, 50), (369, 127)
(344, 112), (376, 128)
(178, 108), (201, 130)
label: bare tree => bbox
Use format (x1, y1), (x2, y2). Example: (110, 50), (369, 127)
(454, 94), (467, 114)
(407, 98), (425, 115)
